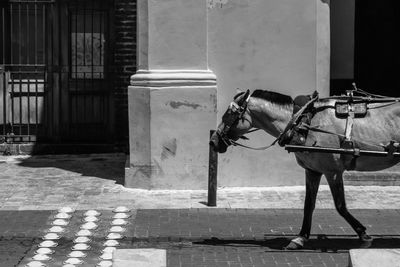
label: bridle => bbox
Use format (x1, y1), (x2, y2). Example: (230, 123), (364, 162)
(216, 93), (251, 147)
(217, 90), (319, 151)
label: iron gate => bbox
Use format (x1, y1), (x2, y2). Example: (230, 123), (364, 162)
(0, 0), (114, 144)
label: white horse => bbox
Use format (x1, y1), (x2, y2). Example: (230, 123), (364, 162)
(210, 89), (400, 249)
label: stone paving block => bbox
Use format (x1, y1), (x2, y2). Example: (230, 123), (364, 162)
(349, 249), (400, 267)
(113, 248), (167, 267)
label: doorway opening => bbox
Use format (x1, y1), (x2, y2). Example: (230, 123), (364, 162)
(330, 0), (400, 97)
(1, 0), (118, 153)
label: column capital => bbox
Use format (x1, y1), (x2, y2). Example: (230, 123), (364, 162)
(131, 70), (217, 88)
(137, 0), (208, 70)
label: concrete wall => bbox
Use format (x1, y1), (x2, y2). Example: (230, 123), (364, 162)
(208, 0), (330, 186)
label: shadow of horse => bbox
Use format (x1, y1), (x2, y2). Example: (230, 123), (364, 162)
(194, 235), (400, 252)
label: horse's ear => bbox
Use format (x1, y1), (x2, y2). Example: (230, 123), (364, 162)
(243, 89), (250, 100)
(238, 89), (250, 106)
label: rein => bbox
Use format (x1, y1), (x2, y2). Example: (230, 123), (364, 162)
(229, 128), (279, 151)
(230, 139), (277, 150)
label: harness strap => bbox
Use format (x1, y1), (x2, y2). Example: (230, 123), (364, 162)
(302, 123), (384, 149)
(276, 93), (319, 146)
(344, 111), (355, 142)
(231, 139), (276, 151)
(229, 128), (276, 151)
(302, 124), (346, 139)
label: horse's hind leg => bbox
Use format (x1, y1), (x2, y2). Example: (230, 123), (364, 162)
(325, 172), (372, 243)
(285, 169), (322, 250)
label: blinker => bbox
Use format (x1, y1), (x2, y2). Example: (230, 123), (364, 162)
(229, 101), (240, 113)
(217, 90), (251, 149)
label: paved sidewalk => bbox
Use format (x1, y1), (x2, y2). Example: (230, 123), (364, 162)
(1, 154), (400, 267)
(2, 208), (400, 267)
(132, 208), (400, 267)
(1, 154), (400, 210)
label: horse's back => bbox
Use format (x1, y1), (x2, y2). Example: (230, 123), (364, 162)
(298, 101), (400, 172)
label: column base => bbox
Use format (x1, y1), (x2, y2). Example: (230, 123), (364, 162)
(125, 70), (217, 189)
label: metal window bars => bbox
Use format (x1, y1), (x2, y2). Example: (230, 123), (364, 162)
(1, 0), (112, 143)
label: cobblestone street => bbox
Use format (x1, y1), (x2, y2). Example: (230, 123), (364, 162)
(1, 154), (400, 266)
(2, 208), (400, 267)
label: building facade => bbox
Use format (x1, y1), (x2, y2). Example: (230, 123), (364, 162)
(2, 0), (399, 188)
(127, 0), (400, 189)
(126, 0), (330, 189)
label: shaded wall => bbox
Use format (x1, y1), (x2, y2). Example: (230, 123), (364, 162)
(114, 0), (137, 147)
(208, 0), (330, 186)
(330, 0), (355, 80)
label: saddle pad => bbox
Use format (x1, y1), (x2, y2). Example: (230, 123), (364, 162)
(335, 101), (367, 117)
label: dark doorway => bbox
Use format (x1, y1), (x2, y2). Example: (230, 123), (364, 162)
(354, 0), (400, 96)
(330, 0), (400, 97)
(57, 0), (115, 142)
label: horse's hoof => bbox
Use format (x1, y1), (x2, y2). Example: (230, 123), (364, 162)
(359, 232), (373, 242)
(284, 241), (303, 250)
(284, 236), (307, 250)
(359, 232), (373, 248)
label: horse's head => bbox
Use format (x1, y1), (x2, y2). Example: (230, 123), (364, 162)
(210, 90), (253, 153)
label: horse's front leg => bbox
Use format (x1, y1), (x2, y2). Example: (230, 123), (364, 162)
(326, 172), (372, 244)
(285, 169), (322, 250)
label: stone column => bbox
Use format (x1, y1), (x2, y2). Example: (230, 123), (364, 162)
(126, 0), (217, 189)
(316, 0), (330, 97)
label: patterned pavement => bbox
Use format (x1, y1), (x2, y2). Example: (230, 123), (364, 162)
(2, 208), (400, 266)
(1, 154), (400, 266)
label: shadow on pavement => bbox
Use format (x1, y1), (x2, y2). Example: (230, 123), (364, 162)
(17, 154), (126, 184)
(194, 235), (400, 252)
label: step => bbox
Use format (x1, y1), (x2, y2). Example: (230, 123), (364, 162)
(345, 171), (400, 186)
(349, 249), (400, 267)
(113, 249), (167, 267)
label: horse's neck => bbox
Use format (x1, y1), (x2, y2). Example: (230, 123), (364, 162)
(248, 97), (293, 137)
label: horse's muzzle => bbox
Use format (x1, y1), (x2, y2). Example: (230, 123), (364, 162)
(209, 131), (228, 153)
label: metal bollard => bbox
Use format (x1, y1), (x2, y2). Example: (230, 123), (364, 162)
(208, 130), (218, 207)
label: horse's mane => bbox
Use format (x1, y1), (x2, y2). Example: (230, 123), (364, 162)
(251, 90), (293, 106)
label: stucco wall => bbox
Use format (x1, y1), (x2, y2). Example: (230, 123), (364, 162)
(208, 0), (330, 186)
(127, 0), (217, 189)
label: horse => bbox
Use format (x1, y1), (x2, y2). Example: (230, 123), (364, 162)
(210, 89), (400, 249)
